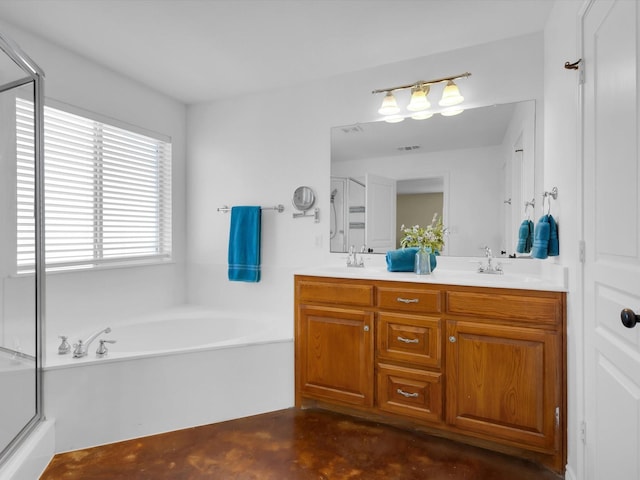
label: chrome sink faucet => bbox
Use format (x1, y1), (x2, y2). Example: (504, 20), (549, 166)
(478, 246), (503, 275)
(73, 327), (112, 358)
(346, 245), (365, 268)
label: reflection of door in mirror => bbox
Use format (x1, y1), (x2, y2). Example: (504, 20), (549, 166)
(330, 175), (396, 253)
(365, 173), (396, 252)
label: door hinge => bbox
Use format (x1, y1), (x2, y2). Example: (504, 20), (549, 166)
(580, 421), (587, 444)
(579, 240), (586, 263)
(555, 407), (560, 428)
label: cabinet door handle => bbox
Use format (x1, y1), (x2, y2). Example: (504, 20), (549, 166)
(397, 336), (419, 344)
(364, 325), (370, 332)
(449, 336), (456, 343)
(397, 297), (419, 304)
(396, 388), (419, 398)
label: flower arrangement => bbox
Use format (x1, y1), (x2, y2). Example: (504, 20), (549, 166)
(400, 213), (446, 253)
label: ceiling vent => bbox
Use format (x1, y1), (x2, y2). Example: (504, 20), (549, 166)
(397, 145), (421, 151)
(340, 125), (364, 134)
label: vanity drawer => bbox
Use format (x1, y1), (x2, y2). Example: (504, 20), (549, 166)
(377, 363), (443, 423)
(296, 278), (374, 307)
(377, 313), (441, 368)
(377, 286), (442, 313)
(446, 290), (562, 325)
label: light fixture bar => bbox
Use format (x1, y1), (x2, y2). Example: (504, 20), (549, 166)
(371, 72), (471, 95)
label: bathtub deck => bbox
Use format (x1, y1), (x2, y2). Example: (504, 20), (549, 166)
(40, 408), (563, 479)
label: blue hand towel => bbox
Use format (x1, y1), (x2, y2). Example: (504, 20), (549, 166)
(386, 247), (419, 272)
(228, 206), (261, 282)
(531, 215), (550, 259)
(548, 215), (559, 256)
(516, 219), (534, 254)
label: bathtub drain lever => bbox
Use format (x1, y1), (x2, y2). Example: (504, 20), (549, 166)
(96, 339), (117, 358)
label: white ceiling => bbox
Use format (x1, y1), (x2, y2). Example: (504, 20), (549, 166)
(0, 0), (554, 105)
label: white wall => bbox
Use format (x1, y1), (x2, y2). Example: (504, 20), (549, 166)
(186, 32), (544, 317)
(543, 1), (584, 479)
(0, 21), (188, 343)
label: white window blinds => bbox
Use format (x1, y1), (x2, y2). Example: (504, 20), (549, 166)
(16, 99), (172, 272)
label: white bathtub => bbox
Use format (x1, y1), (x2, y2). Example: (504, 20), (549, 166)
(44, 308), (294, 453)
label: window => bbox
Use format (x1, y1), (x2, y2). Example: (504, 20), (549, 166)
(17, 99), (172, 272)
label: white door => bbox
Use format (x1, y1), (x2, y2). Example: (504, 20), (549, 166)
(365, 173), (396, 252)
(583, 1), (640, 478)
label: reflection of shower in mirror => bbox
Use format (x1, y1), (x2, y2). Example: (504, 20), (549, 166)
(330, 177), (366, 252)
(330, 188), (338, 241)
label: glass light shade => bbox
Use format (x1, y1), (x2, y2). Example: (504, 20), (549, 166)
(384, 114), (405, 123)
(439, 80), (464, 106)
(407, 85), (431, 111)
(411, 111), (433, 120)
(440, 107), (464, 117)
(378, 91), (400, 115)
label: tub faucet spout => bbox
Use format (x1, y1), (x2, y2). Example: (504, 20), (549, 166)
(73, 327), (112, 358)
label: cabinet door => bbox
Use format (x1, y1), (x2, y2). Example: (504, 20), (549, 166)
(297, 305), (374, 407)
(446, 320), (560, 452)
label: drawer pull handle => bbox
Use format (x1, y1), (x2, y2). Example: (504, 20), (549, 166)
(397, 336), (419, 344)
(397, 297), (419, 304)
(396, 388), (419, 398)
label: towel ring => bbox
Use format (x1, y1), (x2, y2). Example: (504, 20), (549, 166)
(542, 187), (558, 215)
(524, 198), (535, 220)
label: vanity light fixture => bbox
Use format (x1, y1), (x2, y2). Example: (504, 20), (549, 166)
(377, 91), (400, 115)
(373, 72), (471, 122)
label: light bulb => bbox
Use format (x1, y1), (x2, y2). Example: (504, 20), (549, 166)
(440, 107), (464, 117)
(439, 80), (464, 107)
(407, 85), (431, 111)
(411, 111), (433, 120)
(384, 114), (405, 123)
(378, 91), (400, 115)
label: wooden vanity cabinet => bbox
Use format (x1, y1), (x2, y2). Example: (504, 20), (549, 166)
(445, 290), (564, 455)
(294, 275), (566, 473)
(295, 278), (375, 408)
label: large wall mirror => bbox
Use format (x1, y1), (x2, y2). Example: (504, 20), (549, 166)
(330, 100), (536, 257)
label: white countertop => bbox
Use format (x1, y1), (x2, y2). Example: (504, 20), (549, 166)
(296, 255), (568, 292)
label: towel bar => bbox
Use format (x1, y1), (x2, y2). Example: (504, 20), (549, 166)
(217, 204), (285, 213)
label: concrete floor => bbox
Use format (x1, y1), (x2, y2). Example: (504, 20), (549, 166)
(40, 408), (563, 479)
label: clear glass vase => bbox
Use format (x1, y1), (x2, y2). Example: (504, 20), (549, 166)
(414, 248), (432, 275)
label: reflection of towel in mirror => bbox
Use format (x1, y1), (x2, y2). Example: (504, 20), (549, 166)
(386, 247), (418, 272)
(228, 206), (261, 282)
(516, 219), (534, 254)
(531, 215), (559, 259)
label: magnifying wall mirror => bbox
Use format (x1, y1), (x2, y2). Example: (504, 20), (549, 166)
(292, 186), (316, 211)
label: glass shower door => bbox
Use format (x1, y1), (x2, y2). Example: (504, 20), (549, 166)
(0, 34), (44, 466)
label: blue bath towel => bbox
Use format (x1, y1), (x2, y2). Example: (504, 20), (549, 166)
(548, 215), (559, 256)
(386, 248), (437, 272)
(516, 219), (534, 254)
(386, 247), (419, 272)
(531, 215), (550, 259)
(228, 206), (261, 282)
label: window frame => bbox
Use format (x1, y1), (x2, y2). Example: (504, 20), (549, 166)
(16, 99), (173, 273)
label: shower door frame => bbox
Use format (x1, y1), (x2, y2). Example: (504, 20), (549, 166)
(0, 32), (46, 467)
